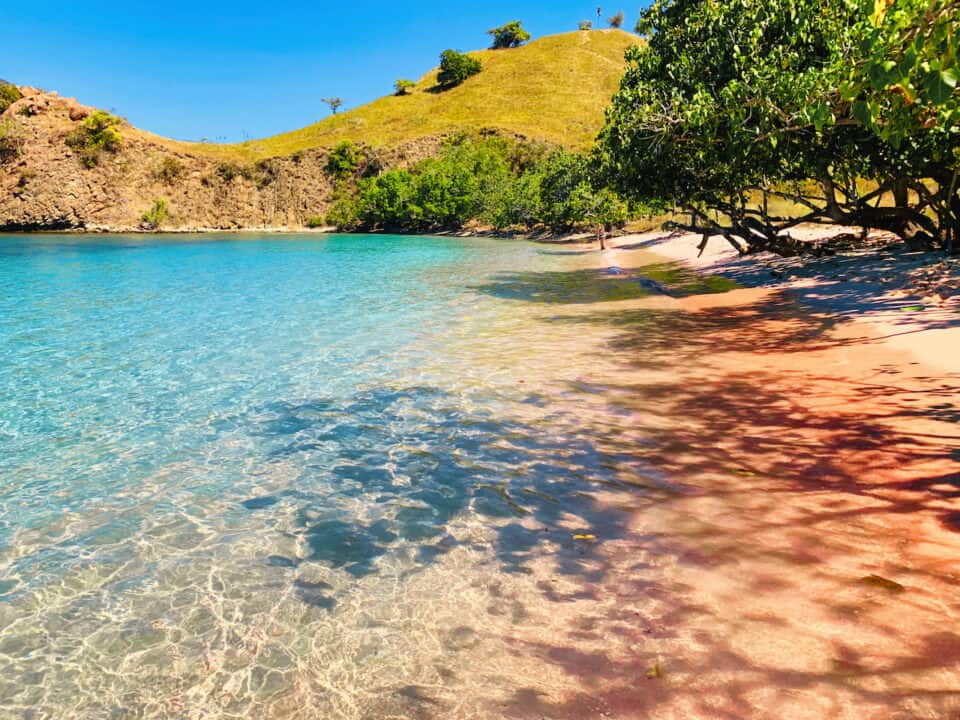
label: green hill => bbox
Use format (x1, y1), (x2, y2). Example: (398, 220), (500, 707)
(164, 29), (640, 161)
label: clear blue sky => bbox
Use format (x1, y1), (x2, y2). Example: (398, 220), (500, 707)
(3, 1), (644, 143)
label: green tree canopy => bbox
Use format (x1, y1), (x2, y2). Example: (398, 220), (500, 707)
(487, 21), (531, 49)
(322, 97), (343, 115)
(394, 79), (415, 96)
(597, 0), (959, 253)
(437, 50), (483, 88)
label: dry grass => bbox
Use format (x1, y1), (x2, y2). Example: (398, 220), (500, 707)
(148, 30), (640, 162)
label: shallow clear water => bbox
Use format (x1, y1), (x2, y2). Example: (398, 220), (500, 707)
(0, 234), (653, 718)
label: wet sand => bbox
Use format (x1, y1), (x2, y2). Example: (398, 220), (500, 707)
(505, 233), (960, 718)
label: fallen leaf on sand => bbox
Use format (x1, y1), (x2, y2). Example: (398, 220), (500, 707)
(860, 574), (906, 593)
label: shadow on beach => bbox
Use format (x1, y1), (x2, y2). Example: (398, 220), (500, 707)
(466, 261), (960, 719)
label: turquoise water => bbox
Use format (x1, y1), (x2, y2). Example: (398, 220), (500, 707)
(0, 234), (650, 718)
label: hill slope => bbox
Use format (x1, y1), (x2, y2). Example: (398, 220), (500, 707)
(167, 29), (640, 161)
(1, 30), (639, 231)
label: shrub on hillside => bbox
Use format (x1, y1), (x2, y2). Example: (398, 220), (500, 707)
(65, 110), (122, 168)
(325, 140), (363, 181)
(324, 140), (382, 183)
(140, 199), (168, 230)
(608, 11), (625, 28)
(437, 50), (482, 88)
(0, 82), (22, 115)
(0, 119), (27, 163)
(153, 156), (184, 185)
(578, 20), (593, 31)
(252, 159), (279, 188)
(394, 79), (415, 96)
(215, 161), (250, 183)
(487, 21), (531, 49)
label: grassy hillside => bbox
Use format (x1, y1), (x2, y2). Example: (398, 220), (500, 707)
(160, 30), (639, 161)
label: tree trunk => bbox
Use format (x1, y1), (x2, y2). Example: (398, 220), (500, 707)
(821, 174), (846, 223)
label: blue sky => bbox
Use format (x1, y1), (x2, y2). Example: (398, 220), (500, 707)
(3, 2), (644, 143)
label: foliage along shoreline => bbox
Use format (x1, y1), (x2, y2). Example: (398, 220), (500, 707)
(596, 0), (959, 255)
(320, 134), (640, 236)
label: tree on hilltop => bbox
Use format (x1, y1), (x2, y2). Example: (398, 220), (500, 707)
(394, 79), (415, 96)
(322, 97), (343, 115)
(487, 21), (531, 49)
(437, 50), (482, 88)
(608, 10), (625, 28)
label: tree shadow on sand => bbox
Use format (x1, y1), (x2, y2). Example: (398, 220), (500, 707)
(470, 263), (960, 718)
(238, 385), (654, 584)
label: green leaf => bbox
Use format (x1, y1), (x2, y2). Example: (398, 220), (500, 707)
(839, 80), (859, 101)
(852, 100), (874, 127)
(943, 68), (958, 90)
(898, 47), (917, 77)
(870, 0), (888, 27)
(809, 103), (833, 131)
(925, 71), (956, 106)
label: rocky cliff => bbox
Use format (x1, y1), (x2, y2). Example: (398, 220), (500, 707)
(0, 87), (440, 232)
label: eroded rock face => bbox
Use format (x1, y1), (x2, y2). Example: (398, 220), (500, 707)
(0, 87), (444, 232)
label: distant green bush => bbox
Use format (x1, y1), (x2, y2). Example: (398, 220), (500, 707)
(0, 82), (22, 114)
(213, 160), (280, 187)
(487, 21), (531, 49)
(324, 188), (361, 228)
(252, 159), (279, 188)
(65, 110), (122, 168)
(325, 140), (363, 181)
(325, 135), (637, 234)
(153, 156), (184, 185)
(437, 50), (482, 88)
(394, 79), (415, 96)
(305, 215), (327, 228)
(0, 119), (26, 164)
(578, 20), (593, 30)
(324, 140), (382, 183)
(141, 199), (168, 230)
(216, 162), (246, 183)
